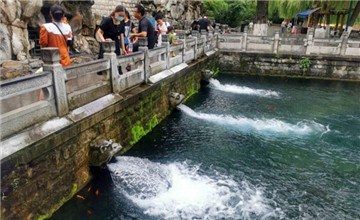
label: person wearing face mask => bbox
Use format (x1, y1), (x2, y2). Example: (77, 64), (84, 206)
(96, 5), (127, 59)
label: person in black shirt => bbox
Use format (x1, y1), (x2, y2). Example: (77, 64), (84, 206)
(96, 5), (126, 58)
(198, 16), (211, 32)
(129, 4), (156, 51)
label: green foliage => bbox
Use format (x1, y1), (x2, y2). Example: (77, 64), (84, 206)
(204, 0), (256, 27)
(212, 66), (220, 77)
(300, 57), (312, 71)
(268, 0), (360, 25)
(204, 0), (360, 26)
(130, 115), (159, 145)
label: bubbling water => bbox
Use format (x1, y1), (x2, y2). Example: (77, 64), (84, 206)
(209, 79), (280, 97)
(177, 104), (326, 135)
(108, 156), (283, 220)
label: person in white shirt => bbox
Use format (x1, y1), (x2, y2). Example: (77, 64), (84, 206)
(155, 14), (170, 46)
(281, 20), (287, 34)
(249, 21), (254, 33)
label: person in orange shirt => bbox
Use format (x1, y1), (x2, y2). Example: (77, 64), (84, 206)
(39, 5), (72, 67)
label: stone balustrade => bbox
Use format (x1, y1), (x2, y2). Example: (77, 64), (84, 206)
(0, 34), (219, 140)
(219, 30), (360, 57)
(1, 27), (358, 140)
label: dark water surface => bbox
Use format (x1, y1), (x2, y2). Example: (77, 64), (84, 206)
(51, 75), (360, 220)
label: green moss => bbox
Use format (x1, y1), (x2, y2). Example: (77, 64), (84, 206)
(183, 81), (198, 102)
(37, 184), (78, 220)
(239, 59), (249, 70)
(212, 66), (220, 78)
(130, 115), (159, 145)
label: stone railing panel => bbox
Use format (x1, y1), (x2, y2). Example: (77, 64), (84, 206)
(218, 34), (244, 51)
(184, 38), (196, 63)
(345, 40), (360, 56)
(148, 46), (168, 76)
(279, 36), (306, 55)
(64, 58), (112, 110)
(117, 51), (145, 92)
(0, 72), (57, 139)
(169, 43), (184, 68)
(247, 35), (274, 53)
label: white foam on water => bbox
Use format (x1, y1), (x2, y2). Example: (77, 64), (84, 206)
(177, 104), (326, 135)
(108, 156), (282, 220)
(209, 78), (280, 97)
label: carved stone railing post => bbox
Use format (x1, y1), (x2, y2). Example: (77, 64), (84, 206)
(305, 28), (314, 55)
(41, 48), (69, 116)
(273, 31), (280, 54)
(201, 29), (207, 36)
(242, 32), (248, 52)
(193, 36), (198, 59)
(162, 34), (170, 68)
(102, 41), (120, 93)
(178, 31), (186, 63)
(201, 35), (207, 55)
(340, 31), (349, 56)
(138, 37), (149, 84)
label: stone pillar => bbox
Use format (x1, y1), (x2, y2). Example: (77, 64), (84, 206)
(215, 33), (219, 50)
(193, 36), (198, 59)
(41, 48), (69, 116)
(102, 41), (120, 93)
(242, 32), (248, 52)
(200, 29), (207, 36)
(178, 30), (186, 40)
(201, 35), (207, 55)
(305, 28), (314, 55)
(340, 31), (349, 56)
(191, 30), (200, 38)
(162, 34), (170, 68)
(181, 39), (186, 63)
(215, 24), (220, 34)
(273, 31), (280, 54)
(138, 37), (149, 84)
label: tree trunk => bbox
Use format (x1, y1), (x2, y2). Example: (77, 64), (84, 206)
(348, 1), (360, 27)
(256, 0), (268, 23)
(253, 0), (269, 36)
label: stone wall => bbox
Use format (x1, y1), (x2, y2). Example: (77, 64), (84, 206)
(91, 0), (203, 29)
(1, 0), (203, 70)
(92, 0), (136, 18)
(1, 0), (98, 63)
(0, 54), (217, 220)
(218, 52), (360, 80)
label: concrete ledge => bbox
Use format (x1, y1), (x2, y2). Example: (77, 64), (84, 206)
(149, 63), (189, 84)
(0, 117), (73, 162)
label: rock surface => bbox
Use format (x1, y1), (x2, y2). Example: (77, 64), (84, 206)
(1, 0), (202, 63)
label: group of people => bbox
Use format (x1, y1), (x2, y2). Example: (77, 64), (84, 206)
(281, 20), (298, 34)
(39, 4), (182, 67)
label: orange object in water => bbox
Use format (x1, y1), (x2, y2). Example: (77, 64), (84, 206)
(95, 189), (99, 196)
(87, 186), (92, 192)
(76, 195), (85, 200)
(87, 210), (92, 215)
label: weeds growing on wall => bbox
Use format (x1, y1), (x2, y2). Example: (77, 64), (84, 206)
(300, 57), (311, 73)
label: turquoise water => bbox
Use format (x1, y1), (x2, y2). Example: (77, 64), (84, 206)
(51, 75), (360, 220)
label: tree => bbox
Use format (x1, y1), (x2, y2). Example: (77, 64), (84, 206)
(348, 0), (360, 27)
(253, 0), (269, 35)
(256, 0), (269, 23)
(203, 0), (256, 28)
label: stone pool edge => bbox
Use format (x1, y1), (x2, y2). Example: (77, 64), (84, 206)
(0, 53), (219, 220)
